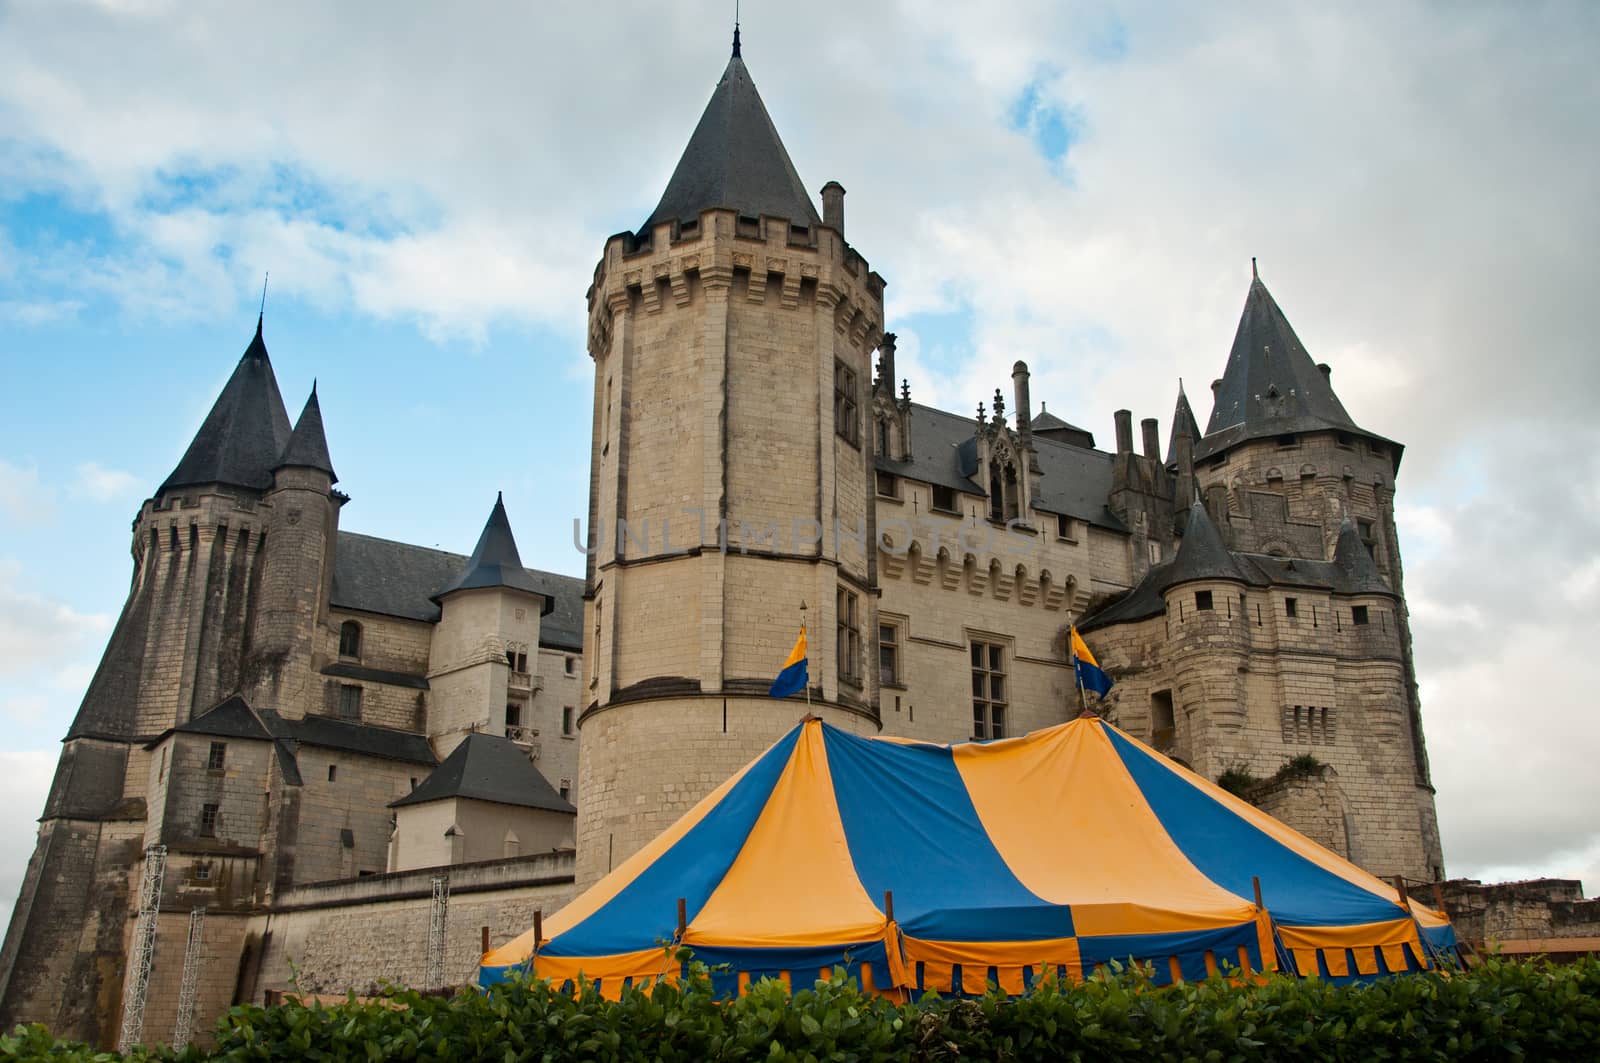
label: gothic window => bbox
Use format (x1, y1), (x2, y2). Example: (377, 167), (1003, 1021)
(199, 803), (219, 837)
(193, 862), (212, 882)
(878, 620), (901, 687)
(989, 469), (1004, 523)
(971, 640), (1007, 740)
(932, 485), (958, 513)
(1004, 464), (1020, 521)
(207, 741), (226, 771)
(338, 684), (362, 720)
(837, 587), (861, 686)
(876, 417), (891, 457)
(505, 703), (521, 729)
(338, 620), (362, 659)
(834, 361), (859, 446)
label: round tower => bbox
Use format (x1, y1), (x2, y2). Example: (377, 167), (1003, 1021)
(576, 41), (885, 886)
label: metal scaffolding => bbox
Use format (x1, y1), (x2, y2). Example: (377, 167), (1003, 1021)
(425, 872), (449, 988)
(171, 906), (207, 1048)
(116, 844), (167, 1053)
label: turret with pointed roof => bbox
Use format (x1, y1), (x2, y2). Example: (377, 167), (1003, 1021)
(1197, 265), (1399, 468)
(641, 33), (820, 234)
(276, 384), (337, 483)
(1166, 498), (1246, 588)
(436, 493), (544, 601)
(161, 316), (292, 494)
(1167, 381), (1201, 464)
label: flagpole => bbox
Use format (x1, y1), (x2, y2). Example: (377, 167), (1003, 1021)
(801, 600), (811, 712)
(1071, 623), (1089, 717)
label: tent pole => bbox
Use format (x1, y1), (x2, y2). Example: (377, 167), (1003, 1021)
(884, 890), (894, 923)
(533, 910), (543, 955)
(676, 897), (687, 941)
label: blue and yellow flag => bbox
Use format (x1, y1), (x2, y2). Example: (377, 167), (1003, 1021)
(1070, 626), (1113, 698)
(768, 624), (808, 699)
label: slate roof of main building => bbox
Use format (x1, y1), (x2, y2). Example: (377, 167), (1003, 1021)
(875, 403), (1125, 532)
(331, 532), (584, 652)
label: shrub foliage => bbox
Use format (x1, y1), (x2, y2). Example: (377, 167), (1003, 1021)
(6, 956), (1600, 1062)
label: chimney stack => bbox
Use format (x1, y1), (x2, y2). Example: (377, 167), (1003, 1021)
(1141, 417), (1161, 461)
(821, 181), (845, 235)
(1318, 363), (1332, 381)
(877, 333), (897, 397)
(1011, 361), (1033, 446)
(1114, 410), (1134, 454)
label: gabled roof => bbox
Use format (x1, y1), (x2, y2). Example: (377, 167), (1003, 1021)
(328, 532), (585, 651)
(642, 51), (820, 234)
(1332, 516), (1393, 595)
(1030, 405), (1097, 449)
(160, 316), (292, 494)
(175, 694), (273, 740)
(1167, 499), (1247, 588)
(434, 493), (546, 601)
(1197, 269), (1400, 467)
(390, 732), (574, 814)
(276, 384), (337, 483)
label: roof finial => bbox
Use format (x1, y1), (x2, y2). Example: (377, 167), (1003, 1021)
(1251, 256), (1258, 281)
(732, 0), (741, 57)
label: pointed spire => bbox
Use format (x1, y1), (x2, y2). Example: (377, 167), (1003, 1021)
(435, 494), (542, 600)
(276, 384), (337, 483)
(1332, 515), (1392, 595)
(641, 48), (820, 234)
(160, 318), (292, 494)
(732, 17), (741, 58)
(1165, 499), (1246, 588)
(1198, 265), (1397, 464)
(1166, 378), (1201, 462)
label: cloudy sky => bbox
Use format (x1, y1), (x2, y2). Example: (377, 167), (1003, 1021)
(1, 0), (1596, 912)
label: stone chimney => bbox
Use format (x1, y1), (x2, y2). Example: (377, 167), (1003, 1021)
(877, 333), (897, 397)
(1011, 361), (1033, 445)
(1114, 410), (1134, 454)
(821, 181), (845, 235)
(1141, 417), (1161, 461)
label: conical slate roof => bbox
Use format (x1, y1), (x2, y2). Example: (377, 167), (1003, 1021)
(160, 316), (292, 493)
(1198, 269), (1398, 465)
(1166, 382), (1201, 463)
(641, 47), (820, 233)
(1167, 499), (1246, 587)
(276, 384), (337, 483)
(390, 732), (574, 814)
(435, 493), (543, 599)
(1332, 516), (1392, 596)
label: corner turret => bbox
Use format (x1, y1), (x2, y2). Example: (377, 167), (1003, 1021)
(160, 316), (291, 495)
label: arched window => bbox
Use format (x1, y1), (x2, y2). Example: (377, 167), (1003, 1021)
(339, 620), (362, 659)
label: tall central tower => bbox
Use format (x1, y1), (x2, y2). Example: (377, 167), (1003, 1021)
(576, 36), (887, 886)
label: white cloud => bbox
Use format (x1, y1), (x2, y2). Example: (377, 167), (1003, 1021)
(69, 461), (140, 502)
(0, 558), (112, 682)
(0, 459), (54, 524)
(0, 751), (57, 915)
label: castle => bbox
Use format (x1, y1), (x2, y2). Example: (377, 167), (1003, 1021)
(0, 36), (1442, 1047)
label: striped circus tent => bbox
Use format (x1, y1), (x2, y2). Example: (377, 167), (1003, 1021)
(480, 715), (1457, 997)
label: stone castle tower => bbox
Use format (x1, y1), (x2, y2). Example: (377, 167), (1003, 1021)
(576, 34), (887, 886)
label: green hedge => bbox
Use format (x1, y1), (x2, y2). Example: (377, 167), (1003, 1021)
(7, 956), (1600, 1062)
